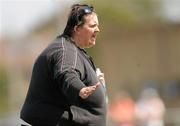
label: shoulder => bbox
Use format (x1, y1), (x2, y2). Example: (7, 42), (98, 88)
(47, 36), (78, 62)
(52, 35), (76, 51)
(44, 35), (76, 56)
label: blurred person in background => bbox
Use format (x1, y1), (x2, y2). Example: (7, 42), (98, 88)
(20, 4), (107, 126)
(135, 87), (166, 126)
(108, 90), (136, 126)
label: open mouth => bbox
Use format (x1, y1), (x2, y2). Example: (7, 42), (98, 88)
(92, 34), (97, 39)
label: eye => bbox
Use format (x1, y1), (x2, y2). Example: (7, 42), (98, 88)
(90, 24), (97, 28)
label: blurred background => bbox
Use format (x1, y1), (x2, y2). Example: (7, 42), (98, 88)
(0, 0), (180, 125)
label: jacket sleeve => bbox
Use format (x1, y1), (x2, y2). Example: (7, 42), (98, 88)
(52, 42), (85, 103)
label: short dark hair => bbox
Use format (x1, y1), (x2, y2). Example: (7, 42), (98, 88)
(63, 4), (95, 37)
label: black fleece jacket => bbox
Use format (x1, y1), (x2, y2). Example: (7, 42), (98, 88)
(20, 35), (107, 126)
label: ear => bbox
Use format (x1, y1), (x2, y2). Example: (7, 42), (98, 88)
(74, 26), (80, 34)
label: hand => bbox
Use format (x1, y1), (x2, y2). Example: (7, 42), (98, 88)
(96, 68), (105, 85)
(79, 83), (100, 99)
(98, 73), (105, 85)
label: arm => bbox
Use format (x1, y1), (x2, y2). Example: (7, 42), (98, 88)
(52, 42), (99, 103)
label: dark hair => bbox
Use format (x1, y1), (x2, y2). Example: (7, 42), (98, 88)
(63, 4), (95, 37)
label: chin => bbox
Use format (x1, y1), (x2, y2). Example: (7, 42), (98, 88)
(92, 40), (96, 45)
(86, 44), (95, 48)
(91, 42), (96, 47)
(85, 41), (96, 48)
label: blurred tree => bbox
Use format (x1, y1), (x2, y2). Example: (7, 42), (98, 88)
(83, 0), (161, 26)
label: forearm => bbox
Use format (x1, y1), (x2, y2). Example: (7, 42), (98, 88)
(57, 70), (85, 103)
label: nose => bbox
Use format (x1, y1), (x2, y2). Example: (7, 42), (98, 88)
(95, 26), (100, 33)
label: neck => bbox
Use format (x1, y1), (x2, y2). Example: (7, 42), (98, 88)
(71, 35), (84, 49)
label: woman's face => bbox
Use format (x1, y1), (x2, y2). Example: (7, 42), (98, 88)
(75, 12), (100, 48)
